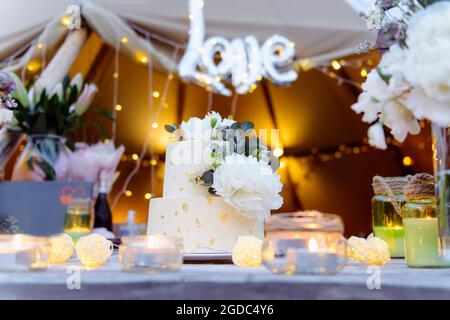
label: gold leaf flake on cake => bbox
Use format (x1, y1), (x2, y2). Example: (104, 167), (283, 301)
(174, 211), (178, 216)
(195, 218), (202, 228)
(182, 203), (189, 212)
(177, 227), (181, 234)
(207, 195), (213, 205)
(179, 187), (184, 192)
(160, 214), (165, 219)
(195, 242), (201, 248)
(209, 237), (216, 246)
(219, 212), (229, 222)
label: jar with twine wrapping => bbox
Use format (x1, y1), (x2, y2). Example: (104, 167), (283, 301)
(402, 174), (450, 268)
(371, 176), (409, 258)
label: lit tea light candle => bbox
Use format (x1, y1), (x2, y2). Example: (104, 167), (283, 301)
(262, 211), (346, 275)
(0, 235), (50, 271)
(119, 235), (183, 273)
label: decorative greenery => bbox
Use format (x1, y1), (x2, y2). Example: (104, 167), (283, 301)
(10, 74), (113, 149)
(0, 215), (20, 234)
(165, 115), (279, 196)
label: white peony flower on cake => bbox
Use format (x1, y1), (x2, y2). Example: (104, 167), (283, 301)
(180, 117), (204, 140)
(212, 153), (283, 221)
(180, 112), (230, 140)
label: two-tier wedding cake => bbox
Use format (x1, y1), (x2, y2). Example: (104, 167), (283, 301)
(147, 112), (283, 253)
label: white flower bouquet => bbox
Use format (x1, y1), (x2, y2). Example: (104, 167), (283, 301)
(165, 112), (283, 221)
(353, 0), (450, 148)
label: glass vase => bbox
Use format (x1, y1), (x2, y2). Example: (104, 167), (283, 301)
(432, 123), (450, 261)
(0, 126), (24, 180)
(11, 134), (69, 181)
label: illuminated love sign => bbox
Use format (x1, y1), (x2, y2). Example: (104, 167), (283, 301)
(179, 0), (298, 96)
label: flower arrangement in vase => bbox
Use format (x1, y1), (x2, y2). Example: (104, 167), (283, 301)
(2, 72), (112, 180)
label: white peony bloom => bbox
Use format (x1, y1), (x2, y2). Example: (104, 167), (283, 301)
(180, 112), (229, 140)
(180, 117), (206, 140)
(352, 65), (419, 142)
(383, 101), (421, 142)
(212, 154), (283, 221)
(220, 117), (237, 128)
(368, 123), (388, 150)
(351, 69), (386, 123)
(400, 2), (450, 125)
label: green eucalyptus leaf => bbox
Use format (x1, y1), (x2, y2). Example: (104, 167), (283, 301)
(201, 170), (214, 186)
(211, 118), (218, 128)
(164, 124), (177, 133)
(240, 121), (254, 132)
(230, 122), (240, 130)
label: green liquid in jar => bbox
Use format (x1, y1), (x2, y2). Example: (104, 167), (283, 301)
(402, 199), (450, 268)
(372, 194), (405, 258)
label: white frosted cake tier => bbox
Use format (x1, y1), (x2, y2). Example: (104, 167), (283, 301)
(147, 196), (264, 253)
(163, 140), (229, 197)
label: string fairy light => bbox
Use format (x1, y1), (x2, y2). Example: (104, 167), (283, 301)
(111, 38), (121, 141)
(111, 44), (179, 209)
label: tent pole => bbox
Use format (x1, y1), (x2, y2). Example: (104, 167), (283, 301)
(176, 82), (186, 124)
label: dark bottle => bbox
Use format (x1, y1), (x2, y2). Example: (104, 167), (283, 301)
(94, 172), (113, 231)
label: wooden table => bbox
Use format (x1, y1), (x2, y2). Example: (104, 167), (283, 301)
(1, 255), (450, 300)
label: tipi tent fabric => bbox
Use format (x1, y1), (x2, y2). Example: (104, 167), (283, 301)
(0, 0), (427, 237)
(1, 0), (372, 66)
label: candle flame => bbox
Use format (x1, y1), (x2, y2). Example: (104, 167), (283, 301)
(308, 238), (319, 252)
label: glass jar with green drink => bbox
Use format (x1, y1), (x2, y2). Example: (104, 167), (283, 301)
(64, 198), (93, 243)
(403, 174), (450, 268)
(372, 176), (408, 258)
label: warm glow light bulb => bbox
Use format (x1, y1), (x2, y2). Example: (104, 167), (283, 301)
(152, 122), (159, 129)
(131, 154), (139, 161)
(61, 15), (71, 27)
(76, 234), (113, 267)
(49, 233), (74, 264)
(403, 156), (413, 167)
(121, 37), (128, 44)
(152, 91), (160, 98)
(273, 147), (284, 158)
(115, 104), (122, 111)
(232, 236), (263, 267)
(331, 60), (341, 70)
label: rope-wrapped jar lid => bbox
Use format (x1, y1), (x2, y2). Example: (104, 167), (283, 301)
(372, 176), (411, 218)
(404, 173), (435, 201)
(372, 176), (410, 195)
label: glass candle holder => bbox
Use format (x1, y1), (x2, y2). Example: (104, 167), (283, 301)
(372, 177), (407, 258)
(64, 198), (93, 243)
(0, 235), (51, 271)
(262, 212), (346, 275)
(403, 197), (450, 268)
(119, 235), (183, 274)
